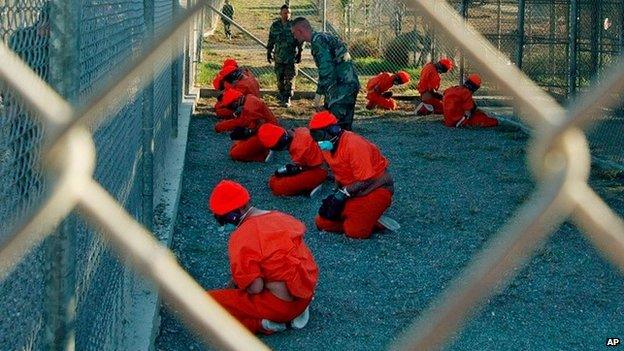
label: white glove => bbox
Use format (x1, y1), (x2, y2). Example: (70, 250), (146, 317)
(314, 93), (323, 111)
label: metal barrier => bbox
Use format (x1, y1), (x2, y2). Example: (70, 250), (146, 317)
(0, 0), (268, 350)
(0, 0), (622, 350)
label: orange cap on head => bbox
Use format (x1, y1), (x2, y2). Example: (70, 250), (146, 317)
(220, 64), (238, 78)
(395, 71), (411, 84)
(467, 73), (482, 87)
(221, 88), (244, 107)
(258, 124), (287, 149)
(309, 110), (338, 130)
(209, 180), (250, 216)
(223, 58), (238, 68)
(439, 58), (454, 71)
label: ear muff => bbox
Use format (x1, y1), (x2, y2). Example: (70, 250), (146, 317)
(215, 209), (243, 226)
(273, 133), (292, 151)
(326, 124), (342, 137)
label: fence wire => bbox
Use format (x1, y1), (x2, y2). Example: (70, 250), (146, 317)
(0, 0), (622, 351)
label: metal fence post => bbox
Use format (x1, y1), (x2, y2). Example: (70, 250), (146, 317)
(322, 0), (327, 32)
(459, 0), (468, 83)
(142, 0), (155, 231)
(496, 0), (502, 50)
(590, 1), (602, 71)
(568, 0), (578, 95)
(516, 0), (526, 70)
(172, 0), (181, 138)
(46, 1), (80, 349)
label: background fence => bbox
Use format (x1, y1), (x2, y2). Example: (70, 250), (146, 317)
(0, 0), (204, 349)
(201, 0), (623, 167)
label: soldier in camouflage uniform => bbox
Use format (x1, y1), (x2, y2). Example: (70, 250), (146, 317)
(267, 5), (302, 107)
(291, 17), (359, 130)
(221, 0), (234, 40)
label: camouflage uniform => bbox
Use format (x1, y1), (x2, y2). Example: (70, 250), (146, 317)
(310, 31), (360, 130)
(267, 19), (302, 103)
(221, 3), (234, 39)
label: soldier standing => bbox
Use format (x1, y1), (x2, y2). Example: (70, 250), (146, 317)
(267, 5), (303, 108)
(221, 0), (234, 40)
(291, 17), (360, 130)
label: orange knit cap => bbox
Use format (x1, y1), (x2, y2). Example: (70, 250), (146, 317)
(221, 88), (244, 107)
(209, 180), (250, 215)
(309, 110), (338, 130)
(258, 124), (287, 149)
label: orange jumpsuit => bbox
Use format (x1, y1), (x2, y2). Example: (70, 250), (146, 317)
(442, 86), (498, 128)
(208, 211), (319, 334)
(215, 95), (279, 162)
(214, 69), (261, 119)
(315, 132), (393, 239)
(223, 69), (261, 97)
(269, 128), (328, 196)
(214, 99), (235, 119)
(365, 72), (397, 110)
(417, 63), (444, 114)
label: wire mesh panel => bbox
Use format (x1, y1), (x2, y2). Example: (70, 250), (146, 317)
(0, 0), (190, 349)
(0, 1), (50, 349)
(75, 1), (146, 349)
(153, 0), (175, 185)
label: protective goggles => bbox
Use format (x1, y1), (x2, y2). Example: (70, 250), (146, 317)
(310, 125), (342, 142)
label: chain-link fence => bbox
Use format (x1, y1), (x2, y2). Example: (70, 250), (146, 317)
(0, 0), (198, 349)
(0, 0), (622, 350)
(200, 0), (623, 167)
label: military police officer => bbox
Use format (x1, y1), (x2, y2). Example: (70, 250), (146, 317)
(267, 5), (303, 108)
(291, 17), (360, 130)
(221, 0), (234, 40)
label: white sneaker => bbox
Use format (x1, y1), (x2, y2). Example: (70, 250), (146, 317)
(415, 102), (434, 116)
(377, 215), (401, 232)
(264, 150), (274, 163)
(261, 319), (287, 333)
(309, 184), (323, 198)
(290, 307), (310, 329)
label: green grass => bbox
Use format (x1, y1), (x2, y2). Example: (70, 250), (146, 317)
(197, 62), (221, 87)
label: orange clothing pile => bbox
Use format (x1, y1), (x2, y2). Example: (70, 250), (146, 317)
(442, 86), (498, 128)
(209, 211), (319, 334)
(365, 72), (397, 110)
(215, 95), (279, 162)
(316, 131), (392, 239)
(269, 128), (327, 196)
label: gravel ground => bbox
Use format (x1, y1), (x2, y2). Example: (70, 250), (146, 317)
(155, 111), (624, 351)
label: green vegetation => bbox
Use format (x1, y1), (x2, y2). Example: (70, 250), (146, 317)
(196, 62), (221, 87)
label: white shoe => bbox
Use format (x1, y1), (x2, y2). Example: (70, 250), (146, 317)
(261, 319), (287, 333)
(290, 307), (310, 329)
(377, 215), (401, 232)
(415, 102), (434, 116)
(309, 184), (323, 198)
(264, 150), (274, 163)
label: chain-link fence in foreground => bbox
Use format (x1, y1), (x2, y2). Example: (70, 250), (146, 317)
(0, 0), (253, 350)
(0, 0), (623, 350)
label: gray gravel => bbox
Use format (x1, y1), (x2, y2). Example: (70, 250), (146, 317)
(155, 113), (624, 351)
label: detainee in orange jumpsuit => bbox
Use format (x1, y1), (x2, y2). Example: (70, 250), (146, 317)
(308, 111), (395, 239)
(207, 180), (319, 334)
(365, 71), (411, 110)
(213, 59), (261, 119)
(416, 58), (454, 115)
(442, 73), (499, 128)
(215, 88), (280, 162)
(257, 123), (327, 197)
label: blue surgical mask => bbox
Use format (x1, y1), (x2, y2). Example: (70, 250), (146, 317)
(318, 140), (333, 151)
